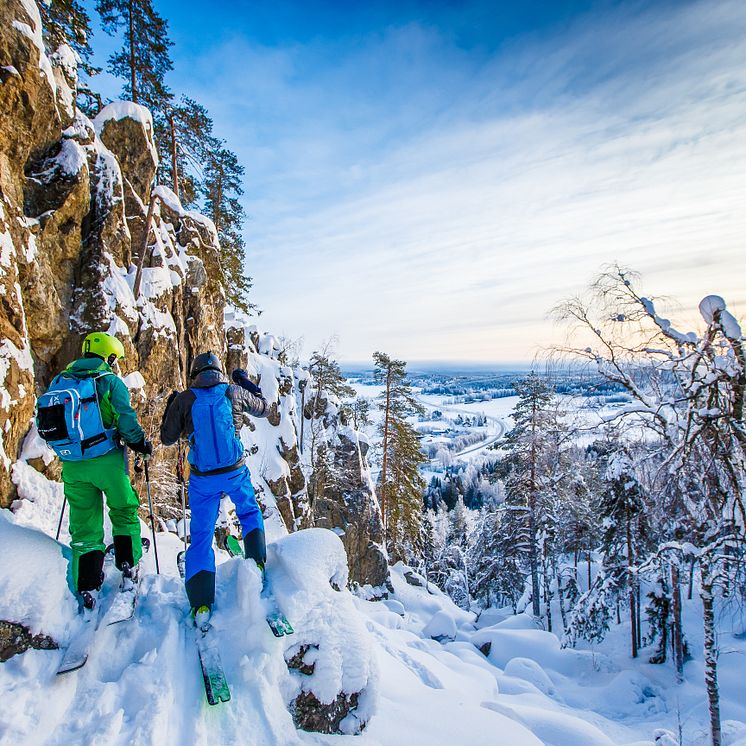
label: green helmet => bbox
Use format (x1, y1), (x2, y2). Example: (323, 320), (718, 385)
(82, 332), (125, 363)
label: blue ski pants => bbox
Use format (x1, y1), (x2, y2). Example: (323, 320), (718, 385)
(185, 465), (264, 583)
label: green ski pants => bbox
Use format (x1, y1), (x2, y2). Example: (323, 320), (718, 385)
(61, 448), (142, 586)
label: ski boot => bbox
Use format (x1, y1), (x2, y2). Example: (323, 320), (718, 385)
(120, 561), (139, 592)
(79, 590), (97, 611)
(193, 605), (212, 632)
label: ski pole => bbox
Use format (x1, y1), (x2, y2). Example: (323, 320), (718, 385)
(55, 497), (67, 541)
(143, 459), (161, 574)
(175, 443), (189, 578)
(178, 441), (187, 547)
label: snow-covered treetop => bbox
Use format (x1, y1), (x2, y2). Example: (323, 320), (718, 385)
(699, 294), (742, 340)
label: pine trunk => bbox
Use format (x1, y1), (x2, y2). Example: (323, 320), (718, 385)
(380, 365), (392, 534)
(543, 554), (552, 632)
(688, 556), (695, 601)
(128, 0), (137, 103)
(700, 562), (722, 746)
(299, 386), (306, 451)
(636, 582), (642, 652)
(625, 502), (637, 658)
(169, 113), (179, 199)
(554, 556), (567, 631)
(132, 193), (159, 297)
(528, 399), (541, 618)
(671, 563), (684, 682)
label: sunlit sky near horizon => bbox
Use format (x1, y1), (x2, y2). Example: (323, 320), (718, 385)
(89, 0), (746, 363)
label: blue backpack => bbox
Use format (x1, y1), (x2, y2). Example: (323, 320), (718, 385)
(188, 384), (244, 472)
(36, 373), (118, 461)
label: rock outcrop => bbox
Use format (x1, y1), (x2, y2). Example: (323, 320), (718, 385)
(0, 1), (225, 510)
(0, 4), (387, 734)
(310, 427), (389, 591)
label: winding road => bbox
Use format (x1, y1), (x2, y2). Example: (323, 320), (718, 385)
(415, 394), (511, 463)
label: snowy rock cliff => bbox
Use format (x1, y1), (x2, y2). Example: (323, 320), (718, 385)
(1, 0), (225, 501)
(0, 0), (385, 595)
(0, 0), (236, 513)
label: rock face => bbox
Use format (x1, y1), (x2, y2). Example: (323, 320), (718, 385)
(0, 5), (385, 733)
(0, 0), (388, 602)
(310, 427), (389, 591)
(0, 1), (225, 510)
(0, 620), (57, 662)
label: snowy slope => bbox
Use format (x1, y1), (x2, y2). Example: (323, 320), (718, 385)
(5, 484), (745, 745)
(5, 420), (744, 744)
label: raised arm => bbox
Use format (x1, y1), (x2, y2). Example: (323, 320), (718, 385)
(160, 391), (192, 445)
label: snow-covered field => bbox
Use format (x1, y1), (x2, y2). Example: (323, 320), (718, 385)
(3, 380), (744, 745)
(350, 383), (515, 469)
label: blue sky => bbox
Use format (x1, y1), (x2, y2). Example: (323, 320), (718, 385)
(88, 0), (746, 362)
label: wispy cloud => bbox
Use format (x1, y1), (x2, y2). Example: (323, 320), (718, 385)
(177, 0), (746, 361)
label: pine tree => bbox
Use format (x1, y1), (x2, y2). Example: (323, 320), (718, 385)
(468, 506), (502, 608)
(38, 0), (101, 113)
(150, 96), (215, 208)
(350, 397), (371, 429)
(308, 350), (356, 406)
(96, 0), (173, 113)
(420, 505), (448, 588)
(386, 419), (428, 562)
(502, 373), (556, 618)
(373, 351), (426, 560)
(39, 0), (94, 68)
(162, 96), (214, 207)
(602, 447), (649, 657)
(203, 144), (253, 313)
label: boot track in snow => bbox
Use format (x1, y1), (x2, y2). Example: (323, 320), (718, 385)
(222, 535), (294, 638)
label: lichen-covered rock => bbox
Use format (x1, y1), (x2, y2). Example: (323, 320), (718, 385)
(94, 101), (158, 212)
(0, 1), (61, 193)
(271, 529), (377, 736)
(0, 0), (229, 512)
(0, 0), (379, 585)
(0, 620), (57, 662)
(291, 690), (362, 734)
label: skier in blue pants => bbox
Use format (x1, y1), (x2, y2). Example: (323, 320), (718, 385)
(187, 467), (263, 586)
(160, 352), (269, 619)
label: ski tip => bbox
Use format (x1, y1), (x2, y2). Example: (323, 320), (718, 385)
(203, 679), (232, 705)
(56, 657), (87, 675)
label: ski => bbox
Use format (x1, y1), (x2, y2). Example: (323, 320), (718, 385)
(223, 535), (294, 637)
(264, 602), (294, 638)
(56, 594), (104, 675)
(177, 550), (186, 579)
(194, 620), (231, 705)
(57, 561), (142, 674)
(107, 564), (140, 625)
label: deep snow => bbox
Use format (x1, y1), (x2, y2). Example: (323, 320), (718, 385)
(2, 475), (746, 745)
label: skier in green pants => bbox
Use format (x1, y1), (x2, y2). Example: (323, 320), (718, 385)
(39, 332), (153, 605)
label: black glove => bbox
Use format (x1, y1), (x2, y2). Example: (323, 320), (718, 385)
(129, 438), (153, 460)
(232, 369), (263, 397)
